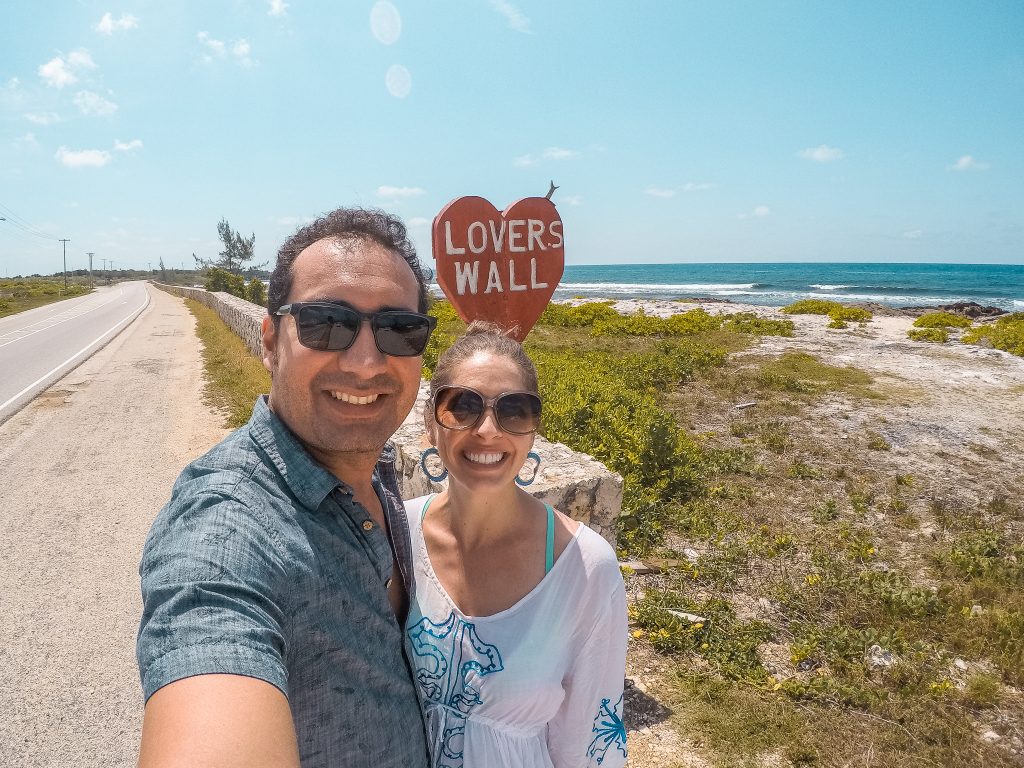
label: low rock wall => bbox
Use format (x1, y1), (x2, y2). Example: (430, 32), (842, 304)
(151, 282), (624, 545)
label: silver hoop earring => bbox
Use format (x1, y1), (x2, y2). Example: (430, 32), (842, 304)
(515, 451), (542, 487)
(419, 447), (448, 483)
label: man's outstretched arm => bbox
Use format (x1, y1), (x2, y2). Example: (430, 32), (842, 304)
(138, 674), (300, 768)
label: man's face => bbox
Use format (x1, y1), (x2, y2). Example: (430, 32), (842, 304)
(262, 236), (424, 465)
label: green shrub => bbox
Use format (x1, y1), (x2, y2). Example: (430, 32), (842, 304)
(246, 278), (267, 306)
(830, 306), (872, 323)
(962, 313), (1024, 357)
(782, 300), (842, 315)
(721, 312), (795, 337)
(538, 301), (618, 327)
(205, 267), (247, 299)
(914, 312), (972, 329)
(783, 300), (872, 326)
(908, 328), (949, 343)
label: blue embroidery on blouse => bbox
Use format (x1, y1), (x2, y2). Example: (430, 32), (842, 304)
(407, 612), (504, 768)
(587, 694), (627, 765)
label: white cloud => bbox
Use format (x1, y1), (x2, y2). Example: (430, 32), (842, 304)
(738, 205), (771, 219)
(902, 229), (923, 239)
(275, 215), (313, 226)
(514, 154), (538, 167)
(198, 31), (227, 60)
(39, 49), (95, 89)
(407, 217), (431, 227)
(13, 132), (40, 151)
(799, 144), (844, 162)
(268, 0), (289, 17)
(543, 146), (578, 160)
(949, 154), (989, 171)
(490, 0), (532, 33)
(114, 139), (143, 151)
(385, 64), (411, 98)
(198, 33), (256, 67)
(377, 185), (425, 198)
(24, 112), (61, 125)
(681, 181), (713, 192)
(561, 195), (582, 206)
(74, 90), (118, 116)
(644, 187), (676, 199)
(370, 1), (402, 45)
(95, 12), (138, 35)
(55, 146), (112, 168)
(232, 39), (256, 68)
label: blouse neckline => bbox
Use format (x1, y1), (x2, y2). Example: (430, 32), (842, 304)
(413, 494), (584, 622)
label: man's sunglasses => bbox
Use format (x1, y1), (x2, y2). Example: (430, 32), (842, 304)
(275, 302), (437, 357)
(433, 386), (542, 435)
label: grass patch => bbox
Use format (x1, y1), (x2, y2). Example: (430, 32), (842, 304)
(907, 327), (949, 343)
(962, 312), (1024, 357)
(0, 278), (92, 317)
(914, 312), (973, 329)
(185, 297), (271, 428)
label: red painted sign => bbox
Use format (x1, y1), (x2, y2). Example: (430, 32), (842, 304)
(432, 195), (564, 341)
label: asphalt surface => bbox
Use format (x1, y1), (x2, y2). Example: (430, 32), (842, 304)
(0, 285), (228, 766)
(0, 282), (151, 425)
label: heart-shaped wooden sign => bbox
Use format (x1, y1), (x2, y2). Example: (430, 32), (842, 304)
(432, 195), (564, 341)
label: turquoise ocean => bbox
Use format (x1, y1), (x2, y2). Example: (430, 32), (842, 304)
(544, 263), (1024, 311)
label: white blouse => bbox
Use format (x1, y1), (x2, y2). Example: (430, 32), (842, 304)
(404, 495), (628, 768)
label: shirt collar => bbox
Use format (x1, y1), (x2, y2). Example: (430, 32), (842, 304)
(247, 395), (349, 510)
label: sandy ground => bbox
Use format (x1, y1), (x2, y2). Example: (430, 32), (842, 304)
(0, 286), (227, 767)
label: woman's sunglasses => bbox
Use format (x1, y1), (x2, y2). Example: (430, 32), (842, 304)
(432, 386), (542, 435)
(275, 302), (437, 357)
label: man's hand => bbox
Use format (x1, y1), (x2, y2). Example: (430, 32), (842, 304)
(138, 674), (301, 768)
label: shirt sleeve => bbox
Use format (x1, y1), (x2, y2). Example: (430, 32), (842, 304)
(136, 492), (290, 702)
(547, 579), (629, 768)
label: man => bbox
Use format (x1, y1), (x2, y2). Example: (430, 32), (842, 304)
(136, 208), (434, 767)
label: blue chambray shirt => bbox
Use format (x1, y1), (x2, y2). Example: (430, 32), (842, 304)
(137, 396), (429, 767)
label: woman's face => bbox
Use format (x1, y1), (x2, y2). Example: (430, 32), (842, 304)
(430, 351), (537, 492)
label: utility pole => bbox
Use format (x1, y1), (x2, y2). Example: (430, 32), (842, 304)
(59, 238), (70, 289)
(87, 252), (94, 285)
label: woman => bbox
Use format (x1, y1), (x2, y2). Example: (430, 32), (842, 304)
(406, 321), (628, 768)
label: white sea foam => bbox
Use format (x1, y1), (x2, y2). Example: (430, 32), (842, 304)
(809, 284), (851, 290)
(559, 282), (759, 292)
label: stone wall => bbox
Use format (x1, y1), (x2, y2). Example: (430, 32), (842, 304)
(151, 282), (624, 545)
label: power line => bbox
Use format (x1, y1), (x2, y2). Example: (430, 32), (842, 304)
(0, 202), (61, 241)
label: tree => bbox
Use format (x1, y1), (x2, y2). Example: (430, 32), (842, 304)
(193, 218), (265, 274)
(159, 257), (167, 282)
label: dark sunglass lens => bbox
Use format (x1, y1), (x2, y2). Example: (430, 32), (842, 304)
(495, 393), (542, 433)
(297, 305), (358, 350)
(435, 388), (483, 429)
(373, 313), (433, 356)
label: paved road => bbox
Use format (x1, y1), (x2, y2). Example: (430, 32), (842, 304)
(0, 285), (227, 766)
(0, 282), (150, 425)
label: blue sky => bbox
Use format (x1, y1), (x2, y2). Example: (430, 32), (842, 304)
(1, 1), (1022, 277)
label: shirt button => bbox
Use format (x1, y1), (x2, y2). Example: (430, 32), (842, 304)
(385, 578), (393, 588)
(362, 520), (374, 531)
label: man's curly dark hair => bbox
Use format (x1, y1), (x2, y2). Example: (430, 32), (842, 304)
(267, 207), (430, 320)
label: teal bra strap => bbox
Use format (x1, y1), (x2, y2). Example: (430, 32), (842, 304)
(545, 504), (555, 575)
(421, 493), (436, 522)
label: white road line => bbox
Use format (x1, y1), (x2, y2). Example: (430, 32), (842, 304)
(0, 292), (150, 414)
(0, 288), (127, 350)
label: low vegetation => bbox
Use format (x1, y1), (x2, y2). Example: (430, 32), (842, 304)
(0, 278), (92, 317)
(914, 311), (973, 329)
(781, 299), (873, 330)
(184, 297), (270, 427)
(962, 312), (1024, 357)
(908, 327), (949, 343)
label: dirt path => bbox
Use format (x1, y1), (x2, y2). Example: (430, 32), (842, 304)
(0, 286), (227, 767)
